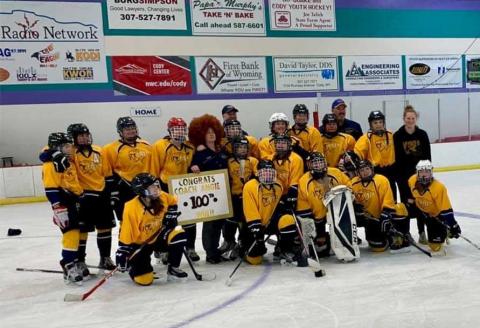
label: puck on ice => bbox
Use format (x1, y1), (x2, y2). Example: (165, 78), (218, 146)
(7, 228), (22, 236)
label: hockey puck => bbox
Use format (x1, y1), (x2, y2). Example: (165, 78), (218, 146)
(315, 270), (325, 277)
(7, 228), (22, 236)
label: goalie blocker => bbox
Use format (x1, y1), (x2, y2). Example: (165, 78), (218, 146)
(323, 185), (360, 262)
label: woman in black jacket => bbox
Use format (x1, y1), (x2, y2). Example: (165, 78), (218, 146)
(393, 105), (431, 244)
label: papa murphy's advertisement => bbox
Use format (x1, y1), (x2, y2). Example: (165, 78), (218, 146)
(406, 55), (463, 89)
(191, 0), (266, 36)
(195, 57), (267, 94)
(112, 56), (192, 95)
(0, 1), (107, 85)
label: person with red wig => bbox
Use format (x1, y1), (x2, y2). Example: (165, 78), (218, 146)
(189, 114), (229, 264)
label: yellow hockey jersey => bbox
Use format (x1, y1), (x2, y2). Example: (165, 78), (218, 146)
(408, 175), (453, 217)
(43, 161), (83, 201)
(288, 126), (324, 154)
(103, 139), (153, 183)
(273, 152), (304, 195)
(322, 133), (356, 167)
(151, 138), (195, 185)
(71, 145), (111, 192)
(354, 131), (395, 167)
(221, 136), (260, 159)
(243, 179), (283, 226)
(348, 174), (395, 218)
(297, 168), (350, 220)
(228, 156), (259, 196)
(119, 192), (177, 245)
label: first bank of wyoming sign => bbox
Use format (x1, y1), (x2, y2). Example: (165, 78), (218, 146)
(0, 1), (108, 85)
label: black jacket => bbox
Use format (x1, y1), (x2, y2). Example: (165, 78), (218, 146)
(393, 126), (431, 179)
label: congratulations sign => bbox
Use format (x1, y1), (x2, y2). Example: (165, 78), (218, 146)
(168, 169), (233, 224)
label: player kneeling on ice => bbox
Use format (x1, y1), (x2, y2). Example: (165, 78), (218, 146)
(296, 152), (352, 260)
(116, 173), (187, 285)
(241, 160), (307, 266)
(408, 160), (461, 255)
(349, 160), (410, 253)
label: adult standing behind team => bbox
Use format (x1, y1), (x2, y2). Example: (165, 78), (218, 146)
(320, 99), (363, 141)
(221, 105), (248, 136)
(394, 105), (431, 244)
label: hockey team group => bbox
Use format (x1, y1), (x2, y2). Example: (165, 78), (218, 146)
(40, 98), (462, 288)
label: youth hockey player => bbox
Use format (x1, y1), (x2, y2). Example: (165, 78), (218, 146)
(320, 114), (356, 167)
(258, 112), (290, 160)
(116, 173), (187, 285)
(42, 132), (84, 284)
(103, 117), (153, 221)
(221, 119), (259, 159)
(288, 104), (323, 158)
(338, 150), (361, 179)
(151, 117), (198, 262)
(408, 160), (461, 255)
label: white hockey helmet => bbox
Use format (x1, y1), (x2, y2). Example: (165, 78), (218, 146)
(416, 160), (433, 172)
(269, 112), (289, 130)
(416, 160), (434, 185)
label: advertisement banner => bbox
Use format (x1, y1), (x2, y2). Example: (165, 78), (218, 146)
(466, 55), (480, 89)
(273, 57), (338, 92)
(0, 1), (107, 85)
(406, 55), (463, 89)
(112, 56), (192, 95)
(342, 56), (403, 91)
(168, 169), (233, 224)
(195, 57), (267, 94)
(269, 0), (336, 31)
(191, 0), (266, 36)
(106, 0), (187, 30)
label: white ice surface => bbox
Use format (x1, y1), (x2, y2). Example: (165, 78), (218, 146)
(1, 170), (480, 328)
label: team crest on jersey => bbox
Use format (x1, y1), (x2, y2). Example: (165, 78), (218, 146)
(79, 160), (98, 174)
(171, 152), (187, 165)
(416, 198), (432, 209)
(128, 149), (147, 163)
(353, 189), (375, 203)
(275, 166), (289, 183)
(403, 140), (420, 155)
(142, 220), (161, 234)
(375, 140), (387, 152)
(262, 193), (276, 207)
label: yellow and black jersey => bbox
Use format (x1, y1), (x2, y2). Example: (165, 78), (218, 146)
(322, 132), (356, 167)
(408, 175), (453, 218)
(297, 168), (350, 220)
(221, 136), (260, 159)
(258, 135), (303, 160)
(119, 192), (177, 245)
(348, 174), (395, 218)
(151, 138), (195, 185)
(103, 139), (153, 183)
(354, 131), (395, 167)
(228, 156), (259, 196)
(272, 152), (304, 195)
(243, 179), (283, 226)
(288, 126), (323, 154)
(43, 161), (83, 206)
(71, 145), (111, 192)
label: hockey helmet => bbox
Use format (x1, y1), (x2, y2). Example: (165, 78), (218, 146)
(131, 173), (160, 199)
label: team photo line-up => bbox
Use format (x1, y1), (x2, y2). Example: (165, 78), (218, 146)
(41, 98), (462, 286)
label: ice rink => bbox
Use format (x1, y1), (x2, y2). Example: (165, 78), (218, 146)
(1, 170), (480, 328)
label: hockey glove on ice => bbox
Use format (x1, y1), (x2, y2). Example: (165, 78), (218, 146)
(52, 205), (69, 229)
(116, 245), (133, 272)
(440, 212), (461, 239)
(248, 221), (265, 242)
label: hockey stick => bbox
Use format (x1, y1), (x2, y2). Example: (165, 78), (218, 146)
(389, 228), (432, 257)
(225, 239), (259, 287)
(291, 211), (326, 277)
(182, 248), (216, 282)
(432, 216), (480, 251)
(64, 227), (163, 302)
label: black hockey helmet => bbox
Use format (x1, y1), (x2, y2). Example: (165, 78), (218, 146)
(232, 136), (249, 159)
(116, 116), (137, 134)
(368, 111), (385, 123)
(258, 159), (275, 171)
(131, 173), (160, 198)
(322, 113), (337, 125)
(67, 123), (91, 145)
(223, 119), (242, 128)
(357, 159), (374, 181)
(293, 104), (309, 116)
(48, 132), (72, 150)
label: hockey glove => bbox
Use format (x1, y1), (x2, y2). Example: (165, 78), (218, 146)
(52, 151), (70, 173)
(116, 245), (133, 272)
(285, 186), (298, 210)
(248, 221), (265, 242)
(110, 190), (120, 207)
(380, 211), (393, 235)
(52, 205), (69, 229)
(440, 212), (461, 239)
(163, 208), (180, 230)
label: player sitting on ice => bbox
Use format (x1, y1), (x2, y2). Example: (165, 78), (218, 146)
(242, 160), (307, 266)
(408, 160), (461, 255)
(42, 132), (84, 285)
(349, 159), (410, 252)
(116, 173), (187, 285)
(296, 152), (350, 258)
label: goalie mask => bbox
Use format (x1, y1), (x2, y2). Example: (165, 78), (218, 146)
(368, 111), (386, 136)
(224, 119), (243, 139)
(307, 152), (328, 180)
(292, 104), (309, 129)
(232, 137), (249, 160)
(257, 160), (276, 185)
(273, 134), (292, 160)
(416, 160), (434, 185)
(357, 159), (374, 182)
(168, 117), (187, 143)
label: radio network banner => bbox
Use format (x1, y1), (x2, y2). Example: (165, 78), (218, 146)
(168, 170), (233, 224)
(269, 0), (336, 31)
(195, 57), (267, 94)
(106, 0), (187, 30)
(342, 56), (403, 91)
(273, 57), (338, 92)
(466, 55), (480, 89)
(191, 0), (266, 36)
(406, 55), (463, 89)
(0, 1), (107, 85)
(112, 56), (192, 95)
